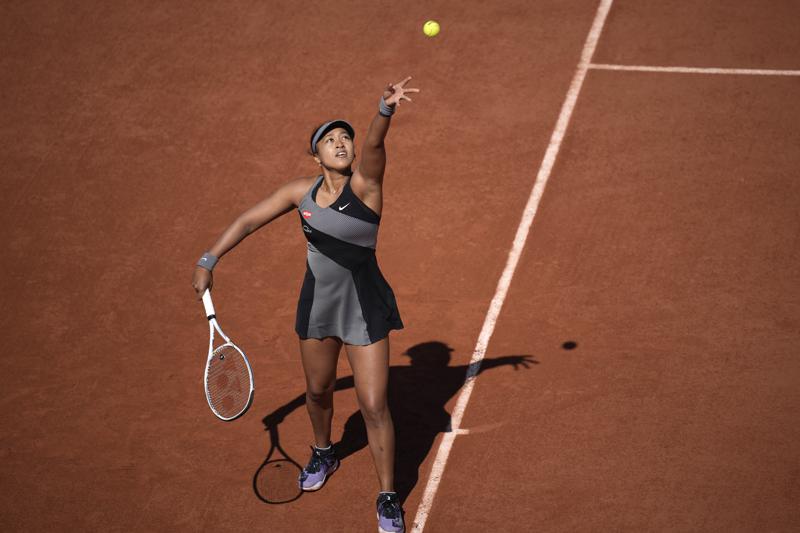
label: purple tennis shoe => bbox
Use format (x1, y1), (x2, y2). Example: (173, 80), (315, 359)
(376, 491), (405, 533)
(298, 444), (339, 491)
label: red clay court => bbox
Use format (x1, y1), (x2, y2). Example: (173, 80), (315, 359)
(2, 1), (799, 531)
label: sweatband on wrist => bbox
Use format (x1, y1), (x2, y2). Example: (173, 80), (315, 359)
(197, 252), (218, 271)
(379, 97), (395, 117)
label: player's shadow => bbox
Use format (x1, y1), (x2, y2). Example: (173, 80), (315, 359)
(259, 341), (537, 504)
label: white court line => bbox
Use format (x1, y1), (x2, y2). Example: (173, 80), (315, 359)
(590, 63), (800, 76)
(409, 1), (615, 531)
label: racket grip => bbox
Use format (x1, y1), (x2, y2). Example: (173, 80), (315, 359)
(201, 289), (216, 319)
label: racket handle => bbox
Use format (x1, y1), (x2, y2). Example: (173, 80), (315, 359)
(201, 289), (216, 319)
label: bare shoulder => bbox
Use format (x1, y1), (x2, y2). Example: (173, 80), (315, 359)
(287, 175), (316, 189)
(281, 176), (317, 206)
(350, 168), (381, 196)
(349, 169), (382, 215)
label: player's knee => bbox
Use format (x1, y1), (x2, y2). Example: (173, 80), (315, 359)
(306, 383), (334, 404)
(360, 400), (389, 427)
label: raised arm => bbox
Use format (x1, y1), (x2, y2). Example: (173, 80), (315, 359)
(191, 177), (311, 298)
(354, 77), (419, 189)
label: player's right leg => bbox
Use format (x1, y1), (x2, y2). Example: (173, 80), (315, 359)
(298, 336), (342, 491)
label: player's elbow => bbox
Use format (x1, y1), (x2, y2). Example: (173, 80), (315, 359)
(235, 216), (257, 237)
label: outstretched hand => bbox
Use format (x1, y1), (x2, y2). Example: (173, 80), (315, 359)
(383, 76), (420, 107)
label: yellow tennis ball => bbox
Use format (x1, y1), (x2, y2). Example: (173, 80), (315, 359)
(423, 20), (440, 38)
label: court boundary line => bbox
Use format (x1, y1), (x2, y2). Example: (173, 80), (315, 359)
(409, 1), (616, 531)
(590, 63), (800, 76)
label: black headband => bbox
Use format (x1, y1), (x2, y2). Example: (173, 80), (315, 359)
(311, 120), (355, 154)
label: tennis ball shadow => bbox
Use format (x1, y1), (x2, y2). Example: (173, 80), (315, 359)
(562, 341), (577, 350)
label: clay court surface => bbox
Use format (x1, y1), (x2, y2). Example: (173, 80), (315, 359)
(2, 1), (799, 531)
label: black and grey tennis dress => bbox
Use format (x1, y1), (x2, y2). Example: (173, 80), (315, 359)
(295, 175), (404, 345)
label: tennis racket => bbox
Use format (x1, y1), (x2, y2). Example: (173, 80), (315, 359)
(201, 289), (254, 421)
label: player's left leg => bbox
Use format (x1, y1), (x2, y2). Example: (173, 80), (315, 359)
(345, 337), (394, 490)
(345, 337), (405, 533)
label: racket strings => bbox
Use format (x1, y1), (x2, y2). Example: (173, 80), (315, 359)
(206, 344), (251, 419)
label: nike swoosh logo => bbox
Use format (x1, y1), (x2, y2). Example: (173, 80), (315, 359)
(338, 203), (350, 211)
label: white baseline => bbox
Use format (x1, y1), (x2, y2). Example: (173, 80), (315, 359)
(409, 1), (616, 532)
(590, 63), (800, 76)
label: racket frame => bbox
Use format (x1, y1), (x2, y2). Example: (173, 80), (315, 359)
(202, 289), (255, 421)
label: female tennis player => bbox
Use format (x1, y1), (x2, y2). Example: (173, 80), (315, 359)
(192, 77), (418, 533)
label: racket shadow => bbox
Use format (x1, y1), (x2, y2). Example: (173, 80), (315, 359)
(252, 341), (537, 505)
(252, 423), (304, 505)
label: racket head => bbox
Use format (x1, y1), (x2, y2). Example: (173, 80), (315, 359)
(204, 342), (254, 421)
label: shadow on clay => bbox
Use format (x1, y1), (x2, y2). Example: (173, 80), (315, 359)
(257, 341), (538, 505)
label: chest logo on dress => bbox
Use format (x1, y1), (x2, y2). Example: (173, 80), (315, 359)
(302, 210), (313, 219)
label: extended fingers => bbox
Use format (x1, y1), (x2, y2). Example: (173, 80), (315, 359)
(393, 87), (419, 100)
(387, 78), (412, 92)
(392, 94), (415, 107)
